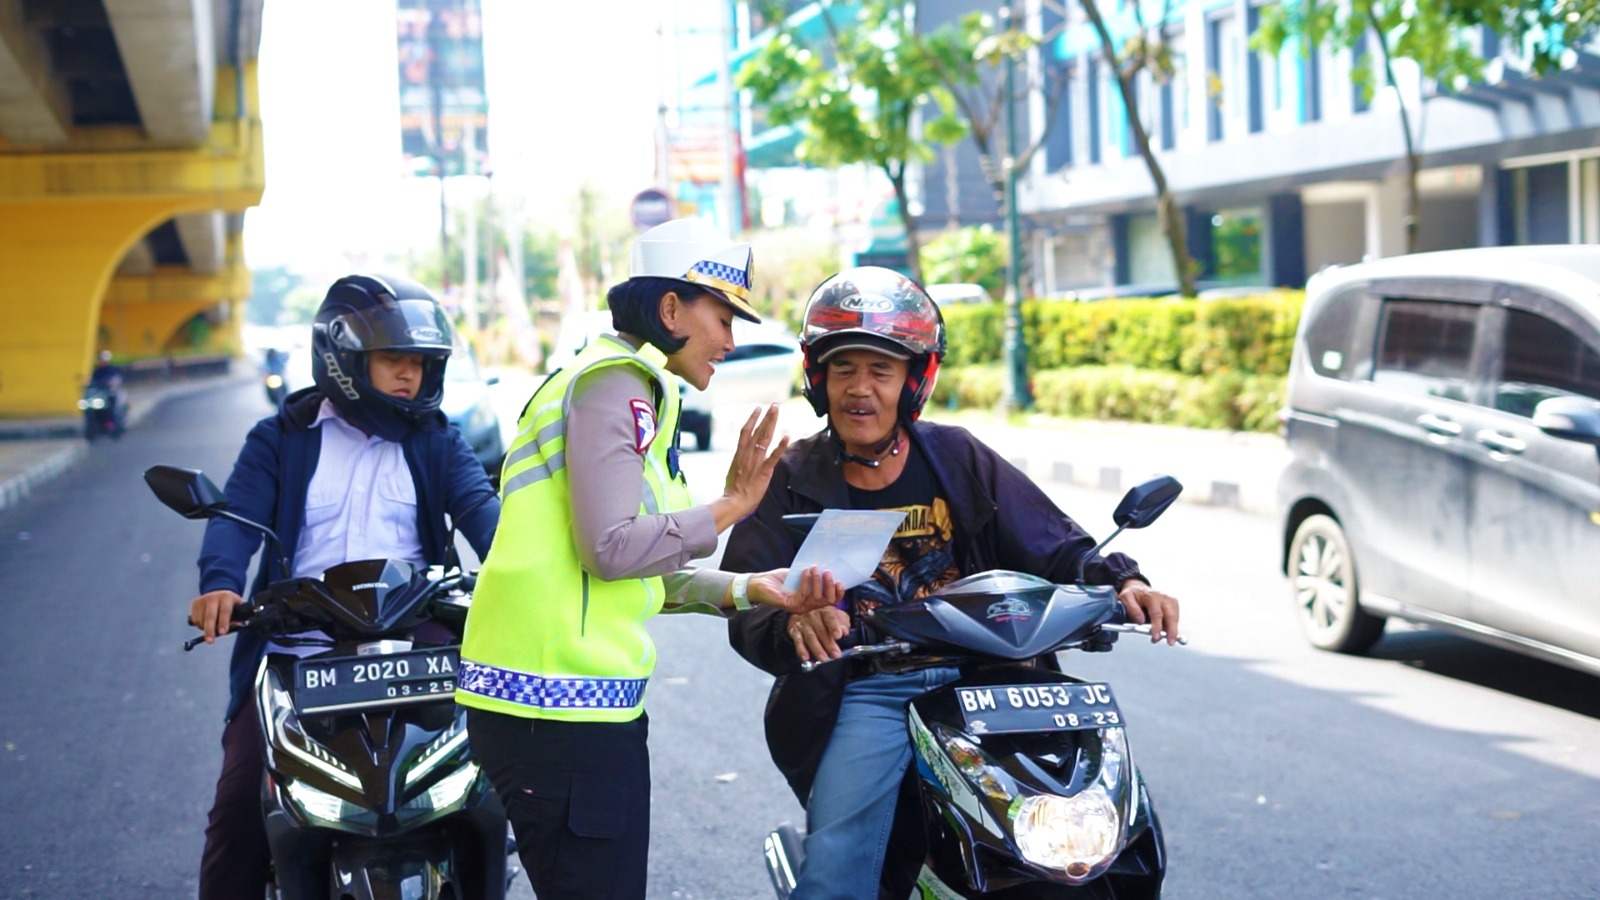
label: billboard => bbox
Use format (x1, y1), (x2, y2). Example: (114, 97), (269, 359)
(397, 0), (488, 177)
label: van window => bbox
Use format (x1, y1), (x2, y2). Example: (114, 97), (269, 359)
(1371, 299), (1477, 402)
(1494, 309), (1600, 416)
(1304, 287), (1361, 378)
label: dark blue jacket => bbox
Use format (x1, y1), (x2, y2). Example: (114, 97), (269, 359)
(198, 387), (500, 722)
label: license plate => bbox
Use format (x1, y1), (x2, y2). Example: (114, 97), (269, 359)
(953, 682), (1124, 734)
(294, 646), (460, 715)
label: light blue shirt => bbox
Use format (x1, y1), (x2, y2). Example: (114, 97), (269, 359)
(293, 399), (425, 578)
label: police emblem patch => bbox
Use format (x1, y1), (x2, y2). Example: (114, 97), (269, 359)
(631, 399), (657, 453)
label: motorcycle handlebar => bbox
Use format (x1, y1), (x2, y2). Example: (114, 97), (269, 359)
(182, 602), (256, 652)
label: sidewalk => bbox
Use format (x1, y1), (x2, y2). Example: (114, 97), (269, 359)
(0, 363), (251, 513)
(923, 408), (1287, 517)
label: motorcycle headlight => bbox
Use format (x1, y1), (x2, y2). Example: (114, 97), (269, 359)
(1010, 789), (1121, 878)
(284, 777), (374, 828)
(265, 374), (284, 388)
(401, 762), (480, 816)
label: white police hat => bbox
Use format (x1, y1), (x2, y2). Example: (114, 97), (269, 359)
(630, 218), (760, 323)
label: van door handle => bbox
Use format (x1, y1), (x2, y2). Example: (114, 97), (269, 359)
(1476, 430), (1526, 455)
(1417, 413), (1462, 437)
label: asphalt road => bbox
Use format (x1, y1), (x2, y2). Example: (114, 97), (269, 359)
(2, 380), (1598, 899)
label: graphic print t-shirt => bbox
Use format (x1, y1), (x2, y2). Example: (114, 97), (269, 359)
(846, 442), (961, 618)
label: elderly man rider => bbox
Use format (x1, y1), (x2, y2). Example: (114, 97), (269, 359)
(725, 266), (1182, 899)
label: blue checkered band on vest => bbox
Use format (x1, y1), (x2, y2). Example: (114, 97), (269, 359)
(458, 660), (648, 710)
(688, 259), (749, 289)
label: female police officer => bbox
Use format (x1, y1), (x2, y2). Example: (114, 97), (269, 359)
(457, 218), (841, 899)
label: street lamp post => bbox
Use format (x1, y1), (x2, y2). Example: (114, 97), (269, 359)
(1002, 4), (1032, 411)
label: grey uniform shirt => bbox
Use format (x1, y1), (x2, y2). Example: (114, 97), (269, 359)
(566, 358), (736, 614)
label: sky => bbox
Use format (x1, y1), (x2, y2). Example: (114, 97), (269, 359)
(245, 0), (708, 272)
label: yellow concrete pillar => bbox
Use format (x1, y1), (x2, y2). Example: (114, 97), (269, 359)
(0, 203), (177, 415)
(0, 63), (263, 417)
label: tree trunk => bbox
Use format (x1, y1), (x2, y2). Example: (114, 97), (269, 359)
(1079, 0), (1197, 297)
(888, 167), (926, 284)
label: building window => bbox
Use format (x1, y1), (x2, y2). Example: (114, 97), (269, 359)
(1211, 207), (1262, 282)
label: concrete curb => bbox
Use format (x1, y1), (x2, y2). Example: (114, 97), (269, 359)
(0, 440), (87, 513)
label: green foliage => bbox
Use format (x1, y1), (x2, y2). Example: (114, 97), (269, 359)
(929, 363), (1008, 411)
(740, 2), (962, 170)
(1253, 0), (1600, 94)
(942, 292), (1303, 376)
(1024, 366), (1287, 432)
(935, 291), (1302, 429)
(937, 301), (1006, 368)
(920, 225), (1006, 298)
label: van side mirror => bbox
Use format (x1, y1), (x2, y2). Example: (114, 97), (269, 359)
(144, 465), (228, 519)
(1112, 475), (1184, 529)
(1533, 396), (1600, 446)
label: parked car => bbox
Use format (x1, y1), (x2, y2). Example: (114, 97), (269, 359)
(925, 282), (994, 306)
(1277, 245), (1600, 675)
(679, 323), (803, 450)
(440, 335), (505, 481)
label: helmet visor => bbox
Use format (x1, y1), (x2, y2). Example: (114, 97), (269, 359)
(328, 300), (455, 354)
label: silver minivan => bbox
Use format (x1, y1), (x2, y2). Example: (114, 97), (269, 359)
(1278, 246), (1600, 675)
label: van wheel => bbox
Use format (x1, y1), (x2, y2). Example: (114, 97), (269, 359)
(1289, 514), (1384, 654)
(693, 421), (712, 452)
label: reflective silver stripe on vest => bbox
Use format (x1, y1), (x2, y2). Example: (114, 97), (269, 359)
(503, 416), (567, 473)
(501, 450), (565, 499)
(458, 659), (647, 710)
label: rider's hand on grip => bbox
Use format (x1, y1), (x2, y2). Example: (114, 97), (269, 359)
(786, 607), (851, 665)
(188, 589), (245, 645)
(1116, 580), (1182, 645)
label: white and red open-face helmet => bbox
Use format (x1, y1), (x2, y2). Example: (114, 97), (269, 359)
(799, 267), (946, 421)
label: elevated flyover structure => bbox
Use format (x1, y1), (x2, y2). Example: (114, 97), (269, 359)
(0, 0), (265, 417)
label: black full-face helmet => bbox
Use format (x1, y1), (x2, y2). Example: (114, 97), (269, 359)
(310, 274), (454, 440)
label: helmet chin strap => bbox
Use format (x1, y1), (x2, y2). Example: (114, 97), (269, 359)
(830, 423), (904, 469)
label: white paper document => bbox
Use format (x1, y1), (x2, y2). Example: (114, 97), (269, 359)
(782, 509), (907, 592)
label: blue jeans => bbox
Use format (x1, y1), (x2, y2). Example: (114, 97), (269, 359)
(793, 666), (961, 900)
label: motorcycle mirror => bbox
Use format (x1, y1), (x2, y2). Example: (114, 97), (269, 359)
(144, 465), (229, 519)
(1111, 475), (1184, 529)
(1079, 476), (1184, 581)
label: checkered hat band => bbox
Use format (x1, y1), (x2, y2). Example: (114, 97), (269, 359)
(458, 660), (647, 710)
(684, 261), (750, 300)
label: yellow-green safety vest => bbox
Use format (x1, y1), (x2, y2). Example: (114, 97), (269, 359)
(456, 335), (694, 721)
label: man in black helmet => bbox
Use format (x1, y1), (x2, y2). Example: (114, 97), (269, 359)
(185, 274), (501, 899)
(726, 267), (1181, 899)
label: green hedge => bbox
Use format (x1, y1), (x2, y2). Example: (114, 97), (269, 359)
(931, 291), (1302, 431)
(934, 364), (1286, 432)
(939, 291), (1304, 376)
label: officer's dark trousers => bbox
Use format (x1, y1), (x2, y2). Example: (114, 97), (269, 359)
(198, 691), (271, 899)
(466, 707), (651, 900)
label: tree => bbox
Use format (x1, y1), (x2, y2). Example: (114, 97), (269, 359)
(1074, 0), (1198, 296)
(739, 0), (970, 283)
(920, 224), (1006, 297)
(1254, 0), (1600, 254)
(921, 10), (1068, 226)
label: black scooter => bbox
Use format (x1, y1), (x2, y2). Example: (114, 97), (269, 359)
(145, 465), (514, 900)
(80, 383), (124, 440)
(764, 477), (1184, 899)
